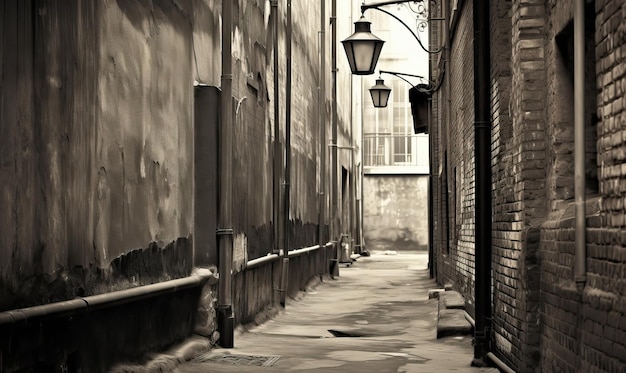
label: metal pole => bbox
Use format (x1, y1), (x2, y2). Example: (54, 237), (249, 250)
(574, 0), (587, 291)
(350, 121), (356, 255)
(428, 96), (434, 278)
(272, 0), (280, 256)
(217, 0), (234, 349)
(280, 0), (292, 307)
(319, 0), (327, 274)
(472, 0), (492, 364)
(330, 0), (338, 247)
(359, 79), (365, 254)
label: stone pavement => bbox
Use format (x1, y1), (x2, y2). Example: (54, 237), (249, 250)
(170, 250), (498, 373)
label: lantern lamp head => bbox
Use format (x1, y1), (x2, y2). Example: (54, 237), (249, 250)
(341, 15), (385, 75)
(369, 78), (392, 108)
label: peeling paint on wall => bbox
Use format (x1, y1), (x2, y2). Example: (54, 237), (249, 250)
(0, 0), (197, 311)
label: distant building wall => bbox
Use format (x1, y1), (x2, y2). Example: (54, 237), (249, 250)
(363, 175), (428, 251)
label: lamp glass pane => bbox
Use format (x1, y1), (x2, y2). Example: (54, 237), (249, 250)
(342, 42), (356, 73)
(379, 90), (391, 107)
(370, 88), (391, 108)
(369, 89), (381, 107)
(352, 40), (377, 73)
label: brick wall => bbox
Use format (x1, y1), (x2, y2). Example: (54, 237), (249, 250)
(432, 0), (446, 287)
(493, 0), (548, 371)
(490, 0), (521, 368)
(429, 0), (443, 279)
(433, 0), (626, 371)
(436, 0), (477, 315)
(541, 0), (626, 371)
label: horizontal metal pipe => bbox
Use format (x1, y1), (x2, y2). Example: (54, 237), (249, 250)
(0, 272), (214, 327)
(288, 242), (334, 257)
(245, 243), (335, 270)
(462, 287), (515, 373)
(464, 311), (475, 329)
(288, 245), (321, 257)
(246, 254), (281, 269)
(84, 275), (207, 309)
(5, 299), (88, 324)
(486, 352), (516, 373)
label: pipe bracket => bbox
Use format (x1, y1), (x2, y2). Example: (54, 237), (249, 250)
(216, 228), (234, 236)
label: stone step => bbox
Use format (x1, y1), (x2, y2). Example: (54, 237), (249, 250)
(440, 290), (466, 310)
(436, 309), (473, 338)
(435, 289), (472, 338)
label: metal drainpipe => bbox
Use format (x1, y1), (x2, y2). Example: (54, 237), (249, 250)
(443, 0), (451, 261)
(574, 0), (587, 291)
(272, 0), (281, 258)
(464, 311), (516, 372)
(359, 76), (364, 254)
(330, 0), (338, 248)
(472, 0), (492, 365)
(217, 0), (234, 349)
(280, 0), (292, 308)
(0, 273), (213, 326)
(428, 96), (434, 278)
(319, 0), (327, 275)
(350, 108), (356, 255)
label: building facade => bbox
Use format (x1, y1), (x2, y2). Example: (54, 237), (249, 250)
(431, 0), (626, 371)
(0, 0), (355, 370)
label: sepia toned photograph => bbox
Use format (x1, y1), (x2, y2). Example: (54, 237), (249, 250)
(0, 0), (623, 372)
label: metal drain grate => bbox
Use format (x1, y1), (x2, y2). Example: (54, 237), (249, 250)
(194, 353), (281, 367)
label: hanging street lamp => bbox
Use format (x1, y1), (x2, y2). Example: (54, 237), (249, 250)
(369, 77), (392, 107)
(371, 70), (433, 133)
(341, 15), (385, 75)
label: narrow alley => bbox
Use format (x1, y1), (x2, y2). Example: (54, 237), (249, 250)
(171, 251), (497, 373)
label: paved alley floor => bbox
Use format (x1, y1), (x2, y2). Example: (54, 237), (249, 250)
(175, 251), (498, 373)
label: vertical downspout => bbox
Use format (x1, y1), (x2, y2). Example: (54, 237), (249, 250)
(272, 0), (280, 257)
(443, 0), (451, 259)
(428, 96), (434, 278)
(350, 121), (356, 255)
(574, 0), (587, 291)
(358, 29), (367, 254)
(472, 0), (492, 364)
(330, 0), (338, 247)
(280, 0), (292, 307)
(427, 0), (435, 279)
(319, 0), (327, 274)
(217, 0), (234, 348)
(271, 0), (283, 310)
(271, 0), (282, 253)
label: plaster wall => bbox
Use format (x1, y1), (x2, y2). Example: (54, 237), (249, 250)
(0, 0), (197, 311)
(363, 175), (428, 251)
(0, 0), (356, 369)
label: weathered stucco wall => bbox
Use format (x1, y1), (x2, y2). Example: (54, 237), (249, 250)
(0, 0), (353, 303)
(0, 0), (198, 311)
(96, 0), (194, 262)
(1, 1), (356, 365)
(363, 175), (429, 251)
(190, 0), (349, 261)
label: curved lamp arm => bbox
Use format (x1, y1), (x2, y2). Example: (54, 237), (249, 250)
(379, 70), (436, 91)
(361, 1), (443, 54)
